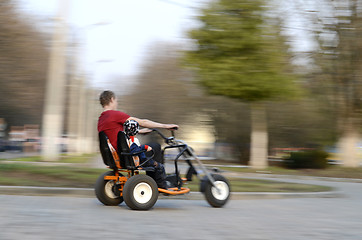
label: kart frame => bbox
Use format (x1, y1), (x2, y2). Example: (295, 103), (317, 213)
(95, 128), (230, 210)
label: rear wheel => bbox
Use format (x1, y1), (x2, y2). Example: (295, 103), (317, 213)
(202, 174), (230, 208)
(95, 171), (123, 206)
(123, 174), (158, 210)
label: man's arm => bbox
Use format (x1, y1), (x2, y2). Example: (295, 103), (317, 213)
(128, 117), (178, 130)
(139, 128), (153, 134)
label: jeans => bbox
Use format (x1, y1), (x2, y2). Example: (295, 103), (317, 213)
(143, 159), (167, 189)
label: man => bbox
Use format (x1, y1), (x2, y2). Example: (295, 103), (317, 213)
(98, 90), (178, 151)
(97, 90), (178, 188)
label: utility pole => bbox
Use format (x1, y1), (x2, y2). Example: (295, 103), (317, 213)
(41, 0), (69, 161)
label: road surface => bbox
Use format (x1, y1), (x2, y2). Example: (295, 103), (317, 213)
(0, 177), (361, 240)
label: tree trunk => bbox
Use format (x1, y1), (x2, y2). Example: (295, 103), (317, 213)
(338, 118), (360, 167)
(249, 102), (268, 169)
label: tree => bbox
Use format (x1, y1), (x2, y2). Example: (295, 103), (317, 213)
(185, 0), (299, 168)
(121, 42), (201, 122)
(118, 42), (205, 144)
(310, 0), (362, 167)
(267, 99), (337, 150)
(0, 0), (49, 128)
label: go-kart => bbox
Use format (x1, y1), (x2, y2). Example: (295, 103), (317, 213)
(95, 128), (230, 210)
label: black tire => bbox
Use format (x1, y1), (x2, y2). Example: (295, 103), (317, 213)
(95, 171), (123, 206)
(123, 174), (159, 210)
(203, 174), (230, 208)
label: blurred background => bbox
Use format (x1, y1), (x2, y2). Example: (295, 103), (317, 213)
(1, 0), (362, 169)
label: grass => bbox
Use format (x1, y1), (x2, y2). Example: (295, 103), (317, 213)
(0, 161), (332, 192)
(0, 163), (105, 188)
(0, 154), (95, 164)
(183, 177), (331, 192)
(3, 154), (358, 192)
(217, 165), (362, 179)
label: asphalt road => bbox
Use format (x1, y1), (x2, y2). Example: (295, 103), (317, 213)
(1, 153), (362, 239)
(0, 177), (362, 240)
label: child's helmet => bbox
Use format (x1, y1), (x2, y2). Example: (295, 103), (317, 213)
(123, 119), (139, 136)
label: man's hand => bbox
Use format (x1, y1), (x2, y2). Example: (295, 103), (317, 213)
(164, 124), (179, 130)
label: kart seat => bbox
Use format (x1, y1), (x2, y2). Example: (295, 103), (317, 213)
(99, 131), (155, 171)
(117, 131), (155, 171)
(99, 131), (118, 169)
(99, 130), (141, 170)
(117, 131), (135, 169)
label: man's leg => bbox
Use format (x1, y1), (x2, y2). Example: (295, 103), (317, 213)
(185, 160), (197, 181)
(145, 142), (164, 164)
(154, 161), (167, 189)
(145, 159), (167, 189)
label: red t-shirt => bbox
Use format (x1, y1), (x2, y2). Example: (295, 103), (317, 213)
(97, 110), (130, 150)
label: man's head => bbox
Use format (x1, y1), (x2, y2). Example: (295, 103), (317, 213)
(99, 90), (116, 108)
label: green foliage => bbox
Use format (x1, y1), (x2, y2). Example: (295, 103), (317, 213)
(284, 150), (329, 169)
(185, 0), (299, 102)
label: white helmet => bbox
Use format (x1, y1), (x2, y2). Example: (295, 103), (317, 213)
(123, 119), (139, 136)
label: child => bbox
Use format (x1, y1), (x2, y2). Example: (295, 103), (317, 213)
(123, 119), (167, 189)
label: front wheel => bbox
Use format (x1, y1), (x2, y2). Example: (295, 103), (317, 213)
(202, 174), (230, 208)
(123, 174), (159, 210)
(95, 171), (123, 206)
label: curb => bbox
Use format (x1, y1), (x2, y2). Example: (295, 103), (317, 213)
(228, 172), (362, 184)
(0, 186), (344, 200)
(0, 186), (95, 198)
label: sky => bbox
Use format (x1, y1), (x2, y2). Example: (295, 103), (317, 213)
(17, 0), (205, 88)
(16, 0), (316, 89)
